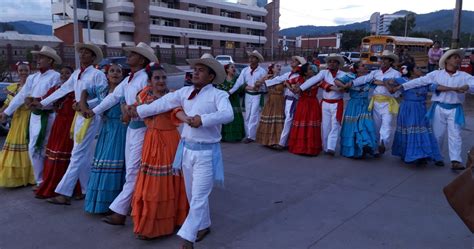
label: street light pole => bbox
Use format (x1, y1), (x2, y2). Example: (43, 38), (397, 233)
(85, 0), (91, 42)
(404, 15), (408, 37)
(451, 0), (463, 49)
(72, 0), (80, 68)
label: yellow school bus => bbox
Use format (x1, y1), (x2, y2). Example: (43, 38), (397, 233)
(360, 35), (433, 69)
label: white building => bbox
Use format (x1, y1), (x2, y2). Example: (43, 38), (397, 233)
(370, 12), (406, 35)
(51, 0), (268, 48)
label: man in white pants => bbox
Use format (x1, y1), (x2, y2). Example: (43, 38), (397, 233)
(261, 56), (306, 150)
(0, 46), (61, 188)
(37, 43), (107, 205)
(362, 50), (401, 154)
(129, 55), (233, 248)
(396, 49), (474, 170)
(228, 50), (266, 143)
(87, 42), (158, 225)
(295, 54), (347, 155)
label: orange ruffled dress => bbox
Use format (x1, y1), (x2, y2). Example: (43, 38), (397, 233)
(131, 87), (189, 239)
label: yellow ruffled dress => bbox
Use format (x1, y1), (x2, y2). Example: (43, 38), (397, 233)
(0, 83), (35, 187)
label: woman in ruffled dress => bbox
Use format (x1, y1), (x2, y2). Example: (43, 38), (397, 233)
(83, 64), (127, 213)
(0, 62), (35, 187)
(131, 63), (189, 240)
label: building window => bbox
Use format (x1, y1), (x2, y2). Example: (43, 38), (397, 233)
(220, 25), (239, 34)
(247, 29), (264, 36)
(151, 17), (178, 27)
(189, 38), (212, 47)
(150, 0), (177, 9)
(189, 4), (207, 14)
(248, 15), (263, 22)
(189, 21), (210, 31)
(151, 35), (178, 44)
(220, 10), (237, 18)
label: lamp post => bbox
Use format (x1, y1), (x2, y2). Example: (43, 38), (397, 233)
(85, 0), (91, 42)
(180, 32), (188, 58)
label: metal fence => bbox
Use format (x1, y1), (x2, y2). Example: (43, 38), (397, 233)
(0, 43), (342, 70)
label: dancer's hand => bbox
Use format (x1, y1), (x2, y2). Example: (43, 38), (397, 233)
(189, 115), (202, 128)
(127, 105), (139, 118)
(0, 112), (7, 123)
(82, 108), (95, 119)
(457, 85), (469, 93)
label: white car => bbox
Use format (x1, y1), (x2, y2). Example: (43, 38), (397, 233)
(215, 55), (234, 65)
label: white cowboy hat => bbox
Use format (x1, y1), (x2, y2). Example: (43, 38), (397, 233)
(75, 42), (103, 64)
(123, 42), (158, 63)
(291, 55), (307, 65)
(186, 54), (226, 85)
(439, 49), (464, 69)
(247, 50), (264, 63)
(31, 46), (62, 64)
(381, 50), (399, 63)
(325, 53), (344, 68)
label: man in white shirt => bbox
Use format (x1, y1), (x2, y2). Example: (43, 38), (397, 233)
(82, 42), (158, 225)
(34, 43), (107, 205)
(294, 54), (347, 155)
(362, 51), (402, 154)
(228, 50), (267, 143)
(128, 56), (233, 249)
(261, 55), (306, 150)
(0, 46), (61, 187)
(396, 49), (474, 170)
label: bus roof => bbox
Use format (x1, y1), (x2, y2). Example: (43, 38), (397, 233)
(362, 35), (433, 44)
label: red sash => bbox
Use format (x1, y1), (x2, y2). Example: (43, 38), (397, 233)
(322, 98), (344, 124)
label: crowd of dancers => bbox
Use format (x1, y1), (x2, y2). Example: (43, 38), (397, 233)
(0, 41), (473, 248)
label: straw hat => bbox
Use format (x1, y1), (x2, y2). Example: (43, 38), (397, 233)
(31, 46), (62, 64)
(123, 42), (158, 63)
(439, 49), (464, 69)
(186, 54), (226, 85)
(75, 42), (103, 64)
(325, 53), (344, 68)
(247, 50), (264, 63)
(381, 50), (399, 63)
(291, 55), (307, 65)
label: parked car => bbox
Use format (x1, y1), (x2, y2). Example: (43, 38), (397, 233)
(343, 52), (361, 63)
(215, 55), (234, 65)
(0, 82), (12, 135)
(183, 63), (248, 87)
(97, 56), (131, 77)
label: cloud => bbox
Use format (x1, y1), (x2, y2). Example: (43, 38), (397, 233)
(333, 17), (365, 26)
(322, 5), (364, 11)
(0, 0), (51, 23)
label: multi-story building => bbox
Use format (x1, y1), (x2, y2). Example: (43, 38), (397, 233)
(51, 0), (269, 48)
(369, 12), (406, 35)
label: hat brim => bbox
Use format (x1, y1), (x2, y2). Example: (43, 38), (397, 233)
(439, 49), (464, 69)
(186, 58), (226, 85)
(291, 56), (307, 65)
(76, 43), (104, 64)
(247, 51), (264, 63)
(325, 56), (344, 68)
(123, 47), (158, 63)
(31, 51), (62, 65)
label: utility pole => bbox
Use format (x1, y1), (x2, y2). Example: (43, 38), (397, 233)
(404, 15), (408, 37)
(271, 1), (275, 61)
(85, 0), (91, 42)
(451, 0), (462, 49)
(73, 0), (80, 68)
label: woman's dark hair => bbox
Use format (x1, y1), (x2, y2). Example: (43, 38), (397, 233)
(351, 62), (361, 74)
(145, 62), (165, 80)
(61, 66), (74, 73)
(401, 62), (415, 78)
(267, 63), (275, 75)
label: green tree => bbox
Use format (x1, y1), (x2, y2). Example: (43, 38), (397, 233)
(389, 14), (416, 36)
(339, 29), (370, 51)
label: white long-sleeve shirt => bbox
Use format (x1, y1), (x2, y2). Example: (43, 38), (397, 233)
(300, 69), (347, 100)
(137, 84), (234, 143)
(4, 69), (60, 116)
(229, 65), (267, 94)
(358, 67), (401, 96)
(92, 69), (147, 120)
(265, 71), (300, 98)
(40, 65), (107, 108)
(402, 69), (474, 104)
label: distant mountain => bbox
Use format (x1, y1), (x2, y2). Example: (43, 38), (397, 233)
(280, 9), (474, 37)
(0, 21), (52, 35)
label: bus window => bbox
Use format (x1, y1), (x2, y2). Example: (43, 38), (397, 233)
(385, 44), (394, 52)
(371, 44), (384, 53)
(361, 44), (370, 53)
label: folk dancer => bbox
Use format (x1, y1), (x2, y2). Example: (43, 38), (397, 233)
(0, 46), (61, 188)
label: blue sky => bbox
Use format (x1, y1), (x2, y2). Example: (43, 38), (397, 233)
(1, 0), (474, 29)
